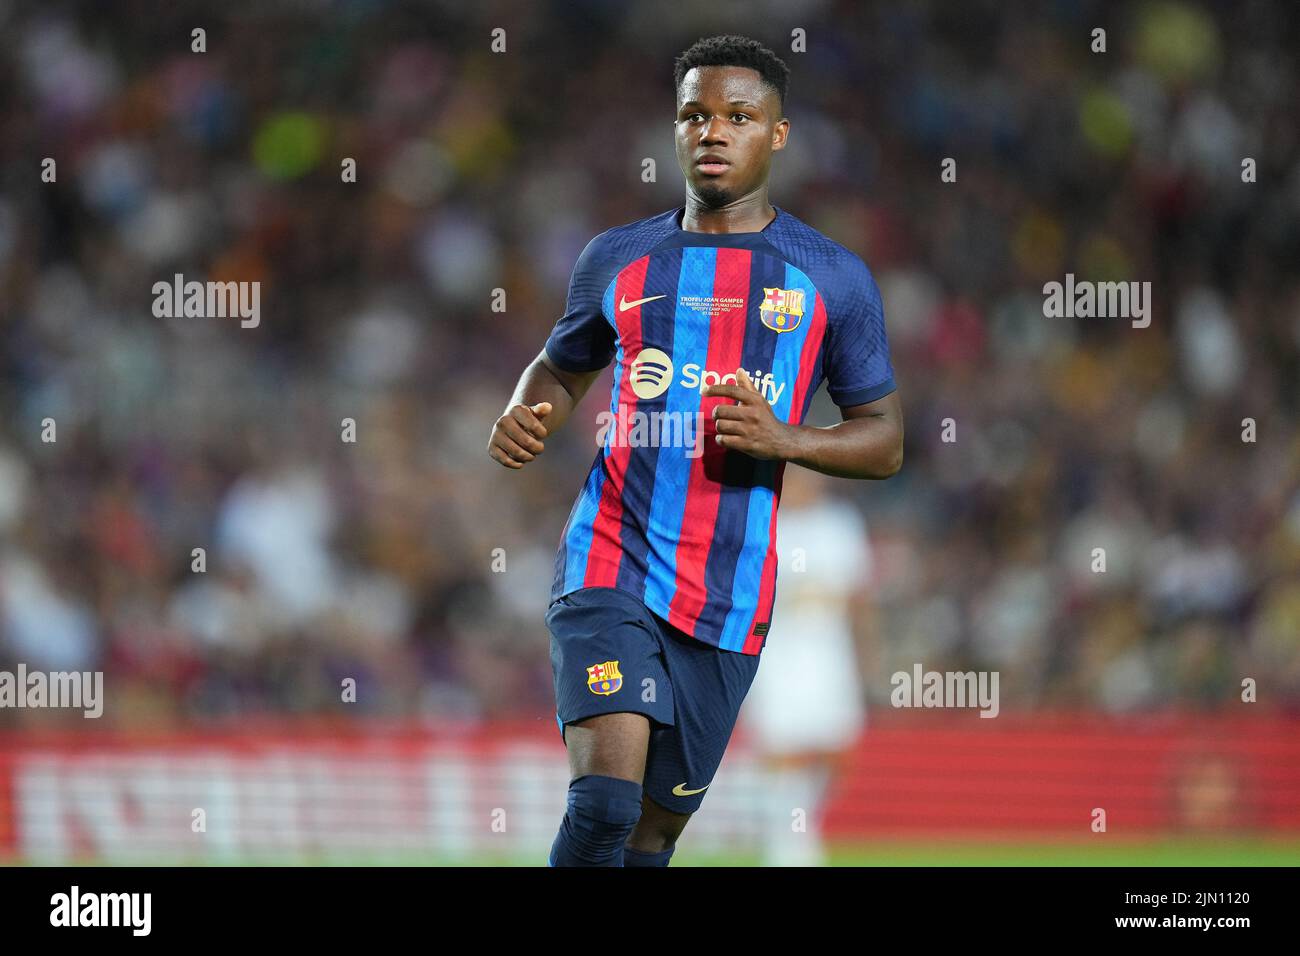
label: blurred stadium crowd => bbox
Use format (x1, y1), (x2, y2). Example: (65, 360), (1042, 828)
(0, 0), (1297, 727)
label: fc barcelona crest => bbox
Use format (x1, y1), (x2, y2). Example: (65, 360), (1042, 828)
(586, 660), (623, 696)
(760, 287), (805, 332)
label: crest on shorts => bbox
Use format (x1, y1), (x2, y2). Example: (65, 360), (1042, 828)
(760, 287), (805, 333)
(586, 660), (623, 696)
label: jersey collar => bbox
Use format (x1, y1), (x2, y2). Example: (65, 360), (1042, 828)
(674, 204), (782, 236)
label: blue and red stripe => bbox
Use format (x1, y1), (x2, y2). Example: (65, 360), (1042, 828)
(643, 247), (715, 616)
(665, 247), (753, 634)
(613, 250), (683, 598)
(562, 256), (651, 590)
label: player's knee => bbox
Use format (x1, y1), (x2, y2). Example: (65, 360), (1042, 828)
(628, 800), (690, 853)
(553, 774), (644, 865)
(626, 828), (676, 854)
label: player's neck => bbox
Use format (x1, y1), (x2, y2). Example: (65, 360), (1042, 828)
(680, 194), (776, 234)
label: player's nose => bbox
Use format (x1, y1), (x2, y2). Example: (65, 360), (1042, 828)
(699, 116), (729, 143)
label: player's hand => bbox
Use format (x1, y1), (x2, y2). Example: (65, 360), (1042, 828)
(488, 402), (552, 469)
(703, 369), (793, 461)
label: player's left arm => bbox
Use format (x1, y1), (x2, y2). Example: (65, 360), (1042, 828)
(706, 256), (903, 479)
(706, 376), (903, 479)
(783, 390), (903, 478)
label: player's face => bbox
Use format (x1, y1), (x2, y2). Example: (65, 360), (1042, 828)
(675, 66), (787, 208)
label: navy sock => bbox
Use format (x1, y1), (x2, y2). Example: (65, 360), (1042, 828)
(622, 844), (675, 867)
(548, 774), (644, 867)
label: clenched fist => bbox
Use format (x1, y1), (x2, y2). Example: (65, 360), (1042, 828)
(488, 402), (553, 469)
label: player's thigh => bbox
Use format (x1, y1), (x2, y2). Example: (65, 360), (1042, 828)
(564, 711), (652, 782)
(641, 625), (763, 815)
(547, 587), (675, 782)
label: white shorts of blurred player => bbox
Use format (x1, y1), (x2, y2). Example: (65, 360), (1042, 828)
(744, 612), (865, 755)
(740, 612), (865, 867)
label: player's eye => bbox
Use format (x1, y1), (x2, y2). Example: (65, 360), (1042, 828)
(685, 113), (704, 123)
(732, 113), (749, 123)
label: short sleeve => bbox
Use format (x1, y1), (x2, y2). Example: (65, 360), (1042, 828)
(823, 258), (896, 407)
(543, 233), (616, 373)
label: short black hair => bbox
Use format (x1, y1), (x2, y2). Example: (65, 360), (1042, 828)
(673, 35), (790, 112)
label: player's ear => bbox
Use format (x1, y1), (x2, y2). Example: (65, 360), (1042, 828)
(771, 118), (789, 151)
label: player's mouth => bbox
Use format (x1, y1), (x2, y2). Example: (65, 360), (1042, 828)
(695, 154), (731, 176)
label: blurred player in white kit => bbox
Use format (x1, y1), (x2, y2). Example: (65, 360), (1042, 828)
(739, 465), (875, 866)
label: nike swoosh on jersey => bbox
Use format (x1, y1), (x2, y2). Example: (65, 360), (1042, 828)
(671, 782), (709, 796)
(619, 293), (667, 312)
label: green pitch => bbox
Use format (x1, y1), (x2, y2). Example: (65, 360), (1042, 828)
(363, 838), (1300, 867)
(791, 838), (1300, 867)
(26, 838), (1300, 866)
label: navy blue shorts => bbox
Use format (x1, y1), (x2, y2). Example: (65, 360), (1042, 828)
(546, 586), (762, 814)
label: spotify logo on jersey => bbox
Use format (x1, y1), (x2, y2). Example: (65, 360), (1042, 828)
(630, 348), (674, 399)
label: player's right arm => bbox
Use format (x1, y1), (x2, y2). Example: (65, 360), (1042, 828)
(488, 350), (602, 469)
(488, 232), (615, 469)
